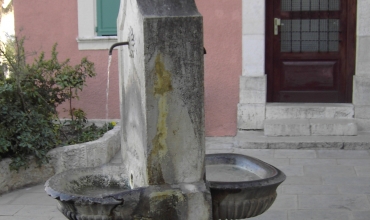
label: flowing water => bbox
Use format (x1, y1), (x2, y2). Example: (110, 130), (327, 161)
(106, 55), (112, 131)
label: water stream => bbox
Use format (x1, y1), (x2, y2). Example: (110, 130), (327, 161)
(106, 55), (112, 131)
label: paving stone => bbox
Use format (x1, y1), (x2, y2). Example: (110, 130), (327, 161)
(233, 149), (275, 158)
(290, 158), (337, 165)
(0, 205), (24, 216)
(14, 205), (62, 218)
(9, 193), (58, 206)
(236, 139), (268, 149)
(274, 150), (316, 158)
(337, 159), (370, 166)
(255, 158), (290, 167)
(317, 150), (370, 159)
(288, 209), (350, 220)
(299, 195), (370, 210)
(304, 165), (357, 177)
(205, 142), (234, 150)
(21, 185), (46, 193)
(0, 190), (21, 205)
(268, 141), (319, 149)
(283, 176), (322, 185)
(0, 216), (51, 220)
(337, 186), (370, 195)
(355, 166), (370, 177)
(323, 177), (370, 186)
(247, 210), (287, 220)
(282, 185), (339, 195)
(351, 211), (370, 220)
(269, 195), (297, 210)
(277, 165), (304, 176)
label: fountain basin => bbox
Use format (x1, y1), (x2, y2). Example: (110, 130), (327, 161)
(205, 153), (286, 220)
(45, 165), (135, 220)
(45, 165), (211, 220)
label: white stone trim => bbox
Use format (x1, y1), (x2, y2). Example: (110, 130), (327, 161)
(77, 0), (117, 50)
(242, 0), (265, 77)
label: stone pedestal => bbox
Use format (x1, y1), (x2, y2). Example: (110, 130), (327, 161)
(117, 0), (211, 219)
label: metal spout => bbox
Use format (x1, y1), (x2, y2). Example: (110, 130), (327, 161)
(109, 42), (129, 55)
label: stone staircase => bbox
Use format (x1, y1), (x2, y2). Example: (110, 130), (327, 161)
(264, 103), (357, 136)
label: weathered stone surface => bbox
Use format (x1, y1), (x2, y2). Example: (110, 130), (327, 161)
(354, 75), (370, 105)
(266, 103), (354, 119)
(310, 119), (357, 136)
(47, 166), (211, 220)
(355, 37), (370, 76)
(0, 158), (54, 195)
(48, 125), (121, 174)
(239, 75), (266, 104)
(264, 119), (310, 136)
(0, 125), (121, 195)
(237, 103), (265, 129)
(118, 0), (205, 186)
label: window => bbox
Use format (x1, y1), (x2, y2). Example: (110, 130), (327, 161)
(77, 0), (119, 50)
(96, 0), (121, 36)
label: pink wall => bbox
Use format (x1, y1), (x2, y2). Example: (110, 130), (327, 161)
(13, 0), (241, 137)
(197, 0), (242, 136)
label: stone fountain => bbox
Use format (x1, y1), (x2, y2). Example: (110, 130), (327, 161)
(45, 0), (285, 219)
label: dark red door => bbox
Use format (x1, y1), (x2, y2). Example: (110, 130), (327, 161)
(266, 0), (356, 103)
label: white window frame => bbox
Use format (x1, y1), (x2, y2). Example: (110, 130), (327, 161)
(77, 0), (117, 50)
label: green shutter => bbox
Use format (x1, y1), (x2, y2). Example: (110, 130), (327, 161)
(96, 0), (121, 36)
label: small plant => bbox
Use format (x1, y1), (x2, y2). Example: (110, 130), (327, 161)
(0, 36), (100, 170)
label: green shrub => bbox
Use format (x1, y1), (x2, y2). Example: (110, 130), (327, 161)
(0, 36), (97, 170)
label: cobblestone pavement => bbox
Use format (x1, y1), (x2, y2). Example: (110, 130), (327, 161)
(1, 138), (370, 220)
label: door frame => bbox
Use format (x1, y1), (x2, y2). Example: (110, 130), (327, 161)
(265, 0), (357, 103)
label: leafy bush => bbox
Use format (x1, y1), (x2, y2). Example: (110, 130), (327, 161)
(0, 36), (102, 170)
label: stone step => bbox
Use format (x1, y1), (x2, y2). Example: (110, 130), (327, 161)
(266, 103), (354, 119)
(264, 119), (357, 136)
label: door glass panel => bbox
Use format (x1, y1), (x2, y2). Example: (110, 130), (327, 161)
(281, 19), (339, 52)
(282, 0), (340, 11)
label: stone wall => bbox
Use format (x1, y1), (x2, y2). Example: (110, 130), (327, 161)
(0, 125), (121, 195)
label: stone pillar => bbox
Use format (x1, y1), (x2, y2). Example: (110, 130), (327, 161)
(354, 0), (370, 131)
(117, 0), (211, 219)
(238, 0), (266, 129)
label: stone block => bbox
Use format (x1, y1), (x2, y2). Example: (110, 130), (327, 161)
(242, 0), (265, 35)
(239, 75), (266, 103)
(354, 76), (370, 105)
(266, 103), (354, 119)
(356, 118), (370, 131)
(355, 105), (370, 119)
(119, 0), (206, 187)
(355, 37), (370, 76)
(357, 0), (370, 36)
(0, 157), (54, 195)
(264, 119), (310, 136)
(310, 119), (357, 136)
(242, 35), (265, 76)
(237, 103), (265, 129)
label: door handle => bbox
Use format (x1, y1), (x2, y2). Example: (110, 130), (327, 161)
(274, 18), (281, 35)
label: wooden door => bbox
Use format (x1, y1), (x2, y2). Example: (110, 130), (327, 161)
(266, 0), (356, 103)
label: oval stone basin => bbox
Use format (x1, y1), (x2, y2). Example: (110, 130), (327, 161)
(205, 153), (286, 220)
(45, 165), (135, 220)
